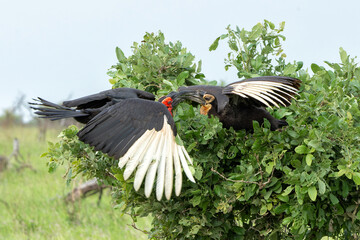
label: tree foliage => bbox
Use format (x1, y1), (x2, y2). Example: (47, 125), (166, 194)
(44, 21), (360, 239)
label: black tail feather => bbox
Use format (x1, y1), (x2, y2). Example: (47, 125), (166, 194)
(29, 98), (89, 121)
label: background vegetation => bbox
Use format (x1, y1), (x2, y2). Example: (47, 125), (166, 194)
(0, 126), (149, 239)
(4, 20), (360, 239)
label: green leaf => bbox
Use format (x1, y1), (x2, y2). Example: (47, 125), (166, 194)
(307, 140), (324, 152)
(318, 179), (326, 195)
(282, 186), (293, 196)
(260, 204), (267, 215)
(274, 204), (288, 214)
(249, 23), (262, 40)
(277, 195), (289, 202)
(176, 71), (189, 83)
(295, 145), (309, 154)
(339, 47), (348, 64)
(229, 42), (238, 51)
(197, 60), (202, 72)
(283, 64), (297, 75)
(209, 37), (220, 51)
(311, 63), (322, 73)
(194, 166), (203, 180)
(116, 47), (126, 62)
(109, 78), (116, 85)
(214, 185), (226, 197)
(190, 195), (201, 207)
(353, 172), (360, 185)
(306, 154), (313, 166)
(308, 186), (317, 201)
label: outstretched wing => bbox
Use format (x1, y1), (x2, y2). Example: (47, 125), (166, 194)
(77, 98), (195, 201)
(63, 88), (155, 109)
(222, 76), (301, 108)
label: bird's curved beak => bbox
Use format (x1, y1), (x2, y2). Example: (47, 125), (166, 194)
(172, 90), (207, 107)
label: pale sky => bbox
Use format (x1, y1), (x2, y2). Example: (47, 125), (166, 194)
(1, 0), (359, 120)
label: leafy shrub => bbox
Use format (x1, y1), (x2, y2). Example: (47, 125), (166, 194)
(44, 21), (360, 239)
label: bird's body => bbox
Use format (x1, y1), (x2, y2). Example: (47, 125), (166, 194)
(31, 75), (301, 200)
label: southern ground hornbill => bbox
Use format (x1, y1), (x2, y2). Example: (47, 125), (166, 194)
(31, 76), (301, 200)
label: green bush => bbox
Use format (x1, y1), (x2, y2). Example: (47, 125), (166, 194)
(44, 21), (360, 239)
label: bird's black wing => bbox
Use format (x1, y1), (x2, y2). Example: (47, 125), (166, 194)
(77, 98), (194, 200)
(222, 76), (301, 108)
(63, 88), (155, 109)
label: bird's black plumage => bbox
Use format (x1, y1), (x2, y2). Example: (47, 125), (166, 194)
(31, 88), (155, 124)
(179, 76), (301, 131)
(77, 98), (175, 159)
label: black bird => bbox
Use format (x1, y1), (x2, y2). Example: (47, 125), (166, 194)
(31, 88), (206, 201)
(31, 76), (301, 200)
(179, 76), (301, 131)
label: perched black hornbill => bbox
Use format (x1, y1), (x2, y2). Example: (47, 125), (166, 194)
(179, 76), (301, 131)
(30, 76), (300, 200)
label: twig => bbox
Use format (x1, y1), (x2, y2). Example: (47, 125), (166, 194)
(105, 169), (118, 180)
(128, 222), (149, 235)
(211, 167), (258, 185)
(211, 163), (275, 190)
(126, 212), (149, 235)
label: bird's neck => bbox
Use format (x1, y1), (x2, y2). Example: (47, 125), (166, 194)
(161, 97), (173, 116)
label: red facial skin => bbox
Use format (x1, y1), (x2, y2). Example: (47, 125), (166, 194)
(161, 97), (173, 116)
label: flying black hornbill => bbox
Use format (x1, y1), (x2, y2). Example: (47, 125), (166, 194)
(30, 76), (300, 200)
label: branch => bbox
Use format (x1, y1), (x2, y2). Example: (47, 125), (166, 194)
(125, 212), (149, 235)
(211, 164), (275, 190)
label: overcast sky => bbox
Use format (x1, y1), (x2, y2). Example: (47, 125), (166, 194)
(1, 0), (359, 120)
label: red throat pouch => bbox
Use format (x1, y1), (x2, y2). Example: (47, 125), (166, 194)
(161, 97), (173, 116)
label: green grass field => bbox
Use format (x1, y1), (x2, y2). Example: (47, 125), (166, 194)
(0, 126), (150, 240)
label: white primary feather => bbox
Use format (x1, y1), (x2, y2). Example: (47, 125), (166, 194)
(173, 145), (182, 196)
(181, 146), (193, 165)
(240, 86), (286, 104)
(156, 123), (169, 201)
(123, 130), (154, 180)
(118, 134), (142, 168)
(231, 84), (295, 107)
(117, 115), (196, 201)
(133, 132), (160, 191)
(237, 91), (272, 108)
(164, 129), (174, 200)
(232, 81), (298, 93)
(240, 89), (281, 108)
(178, 145), (196, 183)
(247, 87), (291, 105)
(144, 130), (165, 197)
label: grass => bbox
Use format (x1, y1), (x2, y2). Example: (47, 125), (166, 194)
(0, 125), (150, 240)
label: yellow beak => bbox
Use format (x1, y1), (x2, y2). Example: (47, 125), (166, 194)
(200, 104), (212, 115)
